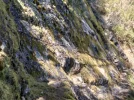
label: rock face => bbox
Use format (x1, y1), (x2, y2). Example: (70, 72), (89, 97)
(0, 0), (133, 100)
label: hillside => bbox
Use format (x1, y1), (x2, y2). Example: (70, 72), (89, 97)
(0, 0), (134, 100)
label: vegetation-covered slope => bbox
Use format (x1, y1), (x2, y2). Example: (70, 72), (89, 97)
(103, 0), (134, 45)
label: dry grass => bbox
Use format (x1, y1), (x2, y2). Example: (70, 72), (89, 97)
(104, 0), (134, 44)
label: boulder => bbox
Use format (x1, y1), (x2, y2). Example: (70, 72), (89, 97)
(63, 57), (75, 73)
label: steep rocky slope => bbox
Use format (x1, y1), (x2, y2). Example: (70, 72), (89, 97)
(0, 0), (134, 100)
